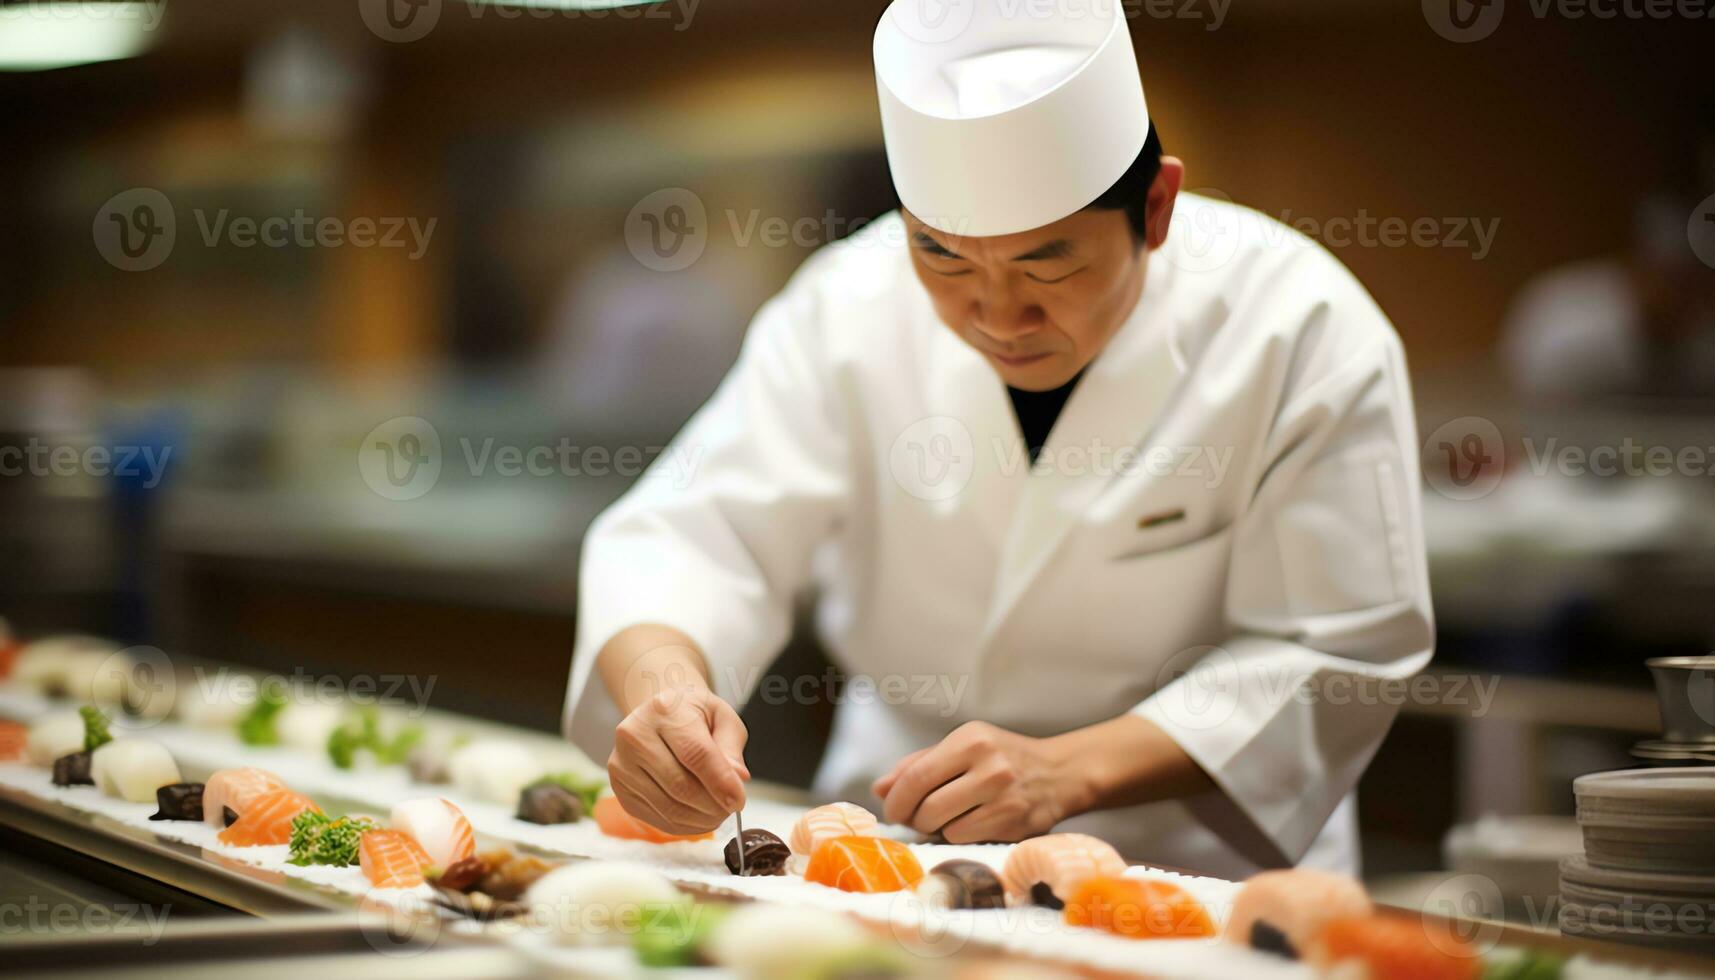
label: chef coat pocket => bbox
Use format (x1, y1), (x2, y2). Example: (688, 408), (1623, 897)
(1078, 525), (1235, 660)
(1272, 445), (1411, 615)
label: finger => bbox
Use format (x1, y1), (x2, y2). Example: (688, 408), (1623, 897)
(626, 760), (723, 834)
(880, 740), (980, 826)
(938, 804), (1018, 845)
(658, 719), (745, 814)
(625, 724), (728, 825)
(706, 698), (752, 784)
(608, 769), (683, 835)
(908, 772), (991, 835)
(872, 748), (930, 799)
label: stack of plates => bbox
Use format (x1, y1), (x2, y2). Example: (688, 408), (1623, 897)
(1563, 767), (1715, 951)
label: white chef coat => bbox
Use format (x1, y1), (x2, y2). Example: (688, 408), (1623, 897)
(563, 196), (1434, 879)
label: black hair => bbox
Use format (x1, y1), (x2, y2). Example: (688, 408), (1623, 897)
(1083, 122), (1163, 241)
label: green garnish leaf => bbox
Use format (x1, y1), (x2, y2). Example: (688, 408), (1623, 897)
(539, 771), (608, 815)
(80, 705), (113, 752)
(287, 810), (378, 867)
(237, 686), (287, 746)
(326, 707), (424, 769)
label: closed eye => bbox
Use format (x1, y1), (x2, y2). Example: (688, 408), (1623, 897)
(1025, 266), (1086, 284)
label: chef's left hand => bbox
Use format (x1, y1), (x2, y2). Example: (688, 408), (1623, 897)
(871, 721), (1081, 843)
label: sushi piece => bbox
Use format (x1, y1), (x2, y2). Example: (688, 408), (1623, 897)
(517, 780), (584, 825)
(591, 795), (715, 843)
(1305, 916), (1482, 980)
(724, 829), (790, 876)
(0, 720), (26, 760)
(918, 859), (1006, 910)
(360, 829), (433, 889)
(202, 768), (288, 826)
(634, 903), (730, 968)
(150, 783), (206, 821)
(1000, 833), (1127, 909)
(217, 789), (321, 846)
(1065, 876), (1217, 939)
(389, 797), (476, 868)
(429, 849), (557, 917)
(276, 701), (344, 754)
(804, 836), (924, 893)
(1225, 868), (1374, 958)
(447, 739), (547, 805)
(90, 739), (182, 803)
(174, 678), (256, 730)
(789, 801), (880, 856)
(704, 904), (872, 975)
(52, 751), (94, 786)
(289, 811), (380, 866)
(12, 636), (123, 700)
(526, 861), (684, 945)
(25, 711), (86, 766)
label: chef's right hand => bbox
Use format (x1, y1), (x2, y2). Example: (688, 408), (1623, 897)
(608, 685), (750, 835)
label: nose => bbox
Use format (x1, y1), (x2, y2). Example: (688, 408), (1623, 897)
(970, 288), (1045, 346)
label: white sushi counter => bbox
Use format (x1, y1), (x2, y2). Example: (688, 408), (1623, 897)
(2, 648), (1713, 980)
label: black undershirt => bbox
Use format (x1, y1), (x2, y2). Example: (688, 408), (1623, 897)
(1007, 370), (1085, 463)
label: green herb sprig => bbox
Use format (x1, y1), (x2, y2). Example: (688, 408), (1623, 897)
(287, 810), (379, 867)
(80, 705), (113, 752)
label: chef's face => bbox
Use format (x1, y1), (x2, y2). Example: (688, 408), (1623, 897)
(904, 205), (1149, 392)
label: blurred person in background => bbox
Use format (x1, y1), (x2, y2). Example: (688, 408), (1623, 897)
(564, 1), (1433, 878)
(1503, 109), (1715, 401)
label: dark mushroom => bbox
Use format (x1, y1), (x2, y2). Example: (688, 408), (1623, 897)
(149, 783), (206, 821)
(918, 859), (1006, 910)
(516, 781), (584, 825)
(723, 828), (790, 876)
(51, 751), (93, 787)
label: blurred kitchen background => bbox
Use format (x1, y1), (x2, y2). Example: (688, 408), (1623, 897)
(2, 0), (1712, 914)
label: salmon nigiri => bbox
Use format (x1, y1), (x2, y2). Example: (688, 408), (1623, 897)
(1226, 869), (1373, 957)
(218, 789), (320, 846)
(390, 797), (476, 868)
(1306, 916), (1482, 980)
(1001, 833), (1127, 908)
(202, 767), (287, 827)
(804, 836), (924, 893)
(1066, 876), (1218, 939)
(0, 720), (26, 761)
(360, 829), (433, 889)
(591, 795), (715, 843)
(789, 802), (879, 856)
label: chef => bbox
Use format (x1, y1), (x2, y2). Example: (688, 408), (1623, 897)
(564, 0), (1432, 878)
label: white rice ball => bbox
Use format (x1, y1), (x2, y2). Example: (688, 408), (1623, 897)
(704, 904), (871, 976)
(276, 701), (344, 754)
(447, 739), (546, 805)
(525, 861), (683, 946)
(26, 711), (87, 766)
(90, 738), (181, 803)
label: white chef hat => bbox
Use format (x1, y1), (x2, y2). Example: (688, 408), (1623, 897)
(873, 0), (1150, 238)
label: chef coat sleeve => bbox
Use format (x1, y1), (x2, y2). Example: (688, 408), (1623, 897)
(561, 267), (849, 762)
(1135, 320), (1435, 865)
